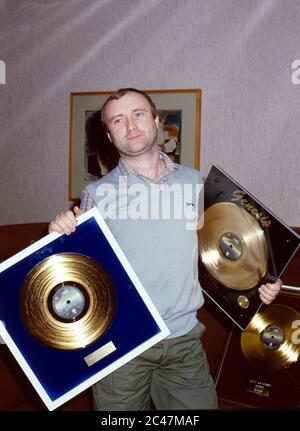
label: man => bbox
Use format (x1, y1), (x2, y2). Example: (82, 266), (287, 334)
(49, 88), (281, 410)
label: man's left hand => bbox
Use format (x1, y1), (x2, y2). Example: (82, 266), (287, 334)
(258, 279), (282, 305)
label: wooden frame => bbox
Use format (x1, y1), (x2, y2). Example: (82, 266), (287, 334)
(69, 89), (201, 201)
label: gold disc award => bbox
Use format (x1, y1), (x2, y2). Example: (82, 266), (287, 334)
(241, 304), (300, 371)
(198, 202), (268, 290)
(20, 253), (116, 350)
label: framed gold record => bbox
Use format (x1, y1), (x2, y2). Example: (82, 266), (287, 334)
(241, 303), (300, 371)
(0, 208), (170, 410)
(198, 166), (300, 330)
(215, 292), (300, 409)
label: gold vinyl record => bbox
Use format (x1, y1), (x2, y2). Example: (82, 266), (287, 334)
(20, 253), (116, 350)
(198, 202), (268, 290)
(241, 304), (300, 371)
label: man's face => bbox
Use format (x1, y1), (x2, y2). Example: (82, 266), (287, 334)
(103, 92), (159, 158)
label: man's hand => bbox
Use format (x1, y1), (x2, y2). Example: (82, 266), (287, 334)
(258, 279), (282, 305)
(48, 206), (82, 235)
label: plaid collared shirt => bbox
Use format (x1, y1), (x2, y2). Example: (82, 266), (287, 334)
(80, 151), (179, 212)
(118, 151), (178, 184)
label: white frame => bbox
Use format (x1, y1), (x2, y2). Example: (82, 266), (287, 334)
(0, 208), (170, 410)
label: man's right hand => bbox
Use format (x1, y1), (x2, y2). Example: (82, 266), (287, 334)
(48, 206), (83, 235)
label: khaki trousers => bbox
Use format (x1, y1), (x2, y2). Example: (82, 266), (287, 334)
(93, 321), (218, 411)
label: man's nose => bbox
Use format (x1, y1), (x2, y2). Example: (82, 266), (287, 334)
(125, 115), (137, 130)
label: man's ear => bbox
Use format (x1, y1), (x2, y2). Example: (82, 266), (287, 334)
(107, 132), (112, 142)
(155, 116), (159, 129)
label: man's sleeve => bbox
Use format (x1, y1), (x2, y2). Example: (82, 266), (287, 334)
(80, 189), (96, 212)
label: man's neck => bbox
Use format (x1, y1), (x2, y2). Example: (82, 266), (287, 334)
(121, 149), (165, 181)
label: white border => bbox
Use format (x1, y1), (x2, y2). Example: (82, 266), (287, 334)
(0, 208), (170, 410)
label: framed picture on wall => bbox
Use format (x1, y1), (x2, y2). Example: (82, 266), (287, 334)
(69, 89), (201, 201)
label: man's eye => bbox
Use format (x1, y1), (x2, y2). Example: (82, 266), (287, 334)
(135, 111), (144, 118)
(113, 118), (122, 125)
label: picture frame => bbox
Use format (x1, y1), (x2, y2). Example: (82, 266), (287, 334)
(0, 207), (170, 410)
(69, 89), (201, 201)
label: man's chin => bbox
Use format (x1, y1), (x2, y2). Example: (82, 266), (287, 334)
(122, 144), (155, 157)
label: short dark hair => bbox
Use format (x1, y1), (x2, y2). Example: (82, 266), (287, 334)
(101, 88), (158, 131)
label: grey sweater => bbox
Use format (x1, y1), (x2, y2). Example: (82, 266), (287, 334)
(84, 163), (204, 338)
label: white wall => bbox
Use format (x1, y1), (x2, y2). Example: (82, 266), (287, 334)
(0, 0), (299, 226)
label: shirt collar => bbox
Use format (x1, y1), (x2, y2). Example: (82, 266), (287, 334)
(118, 151), (179, 181)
